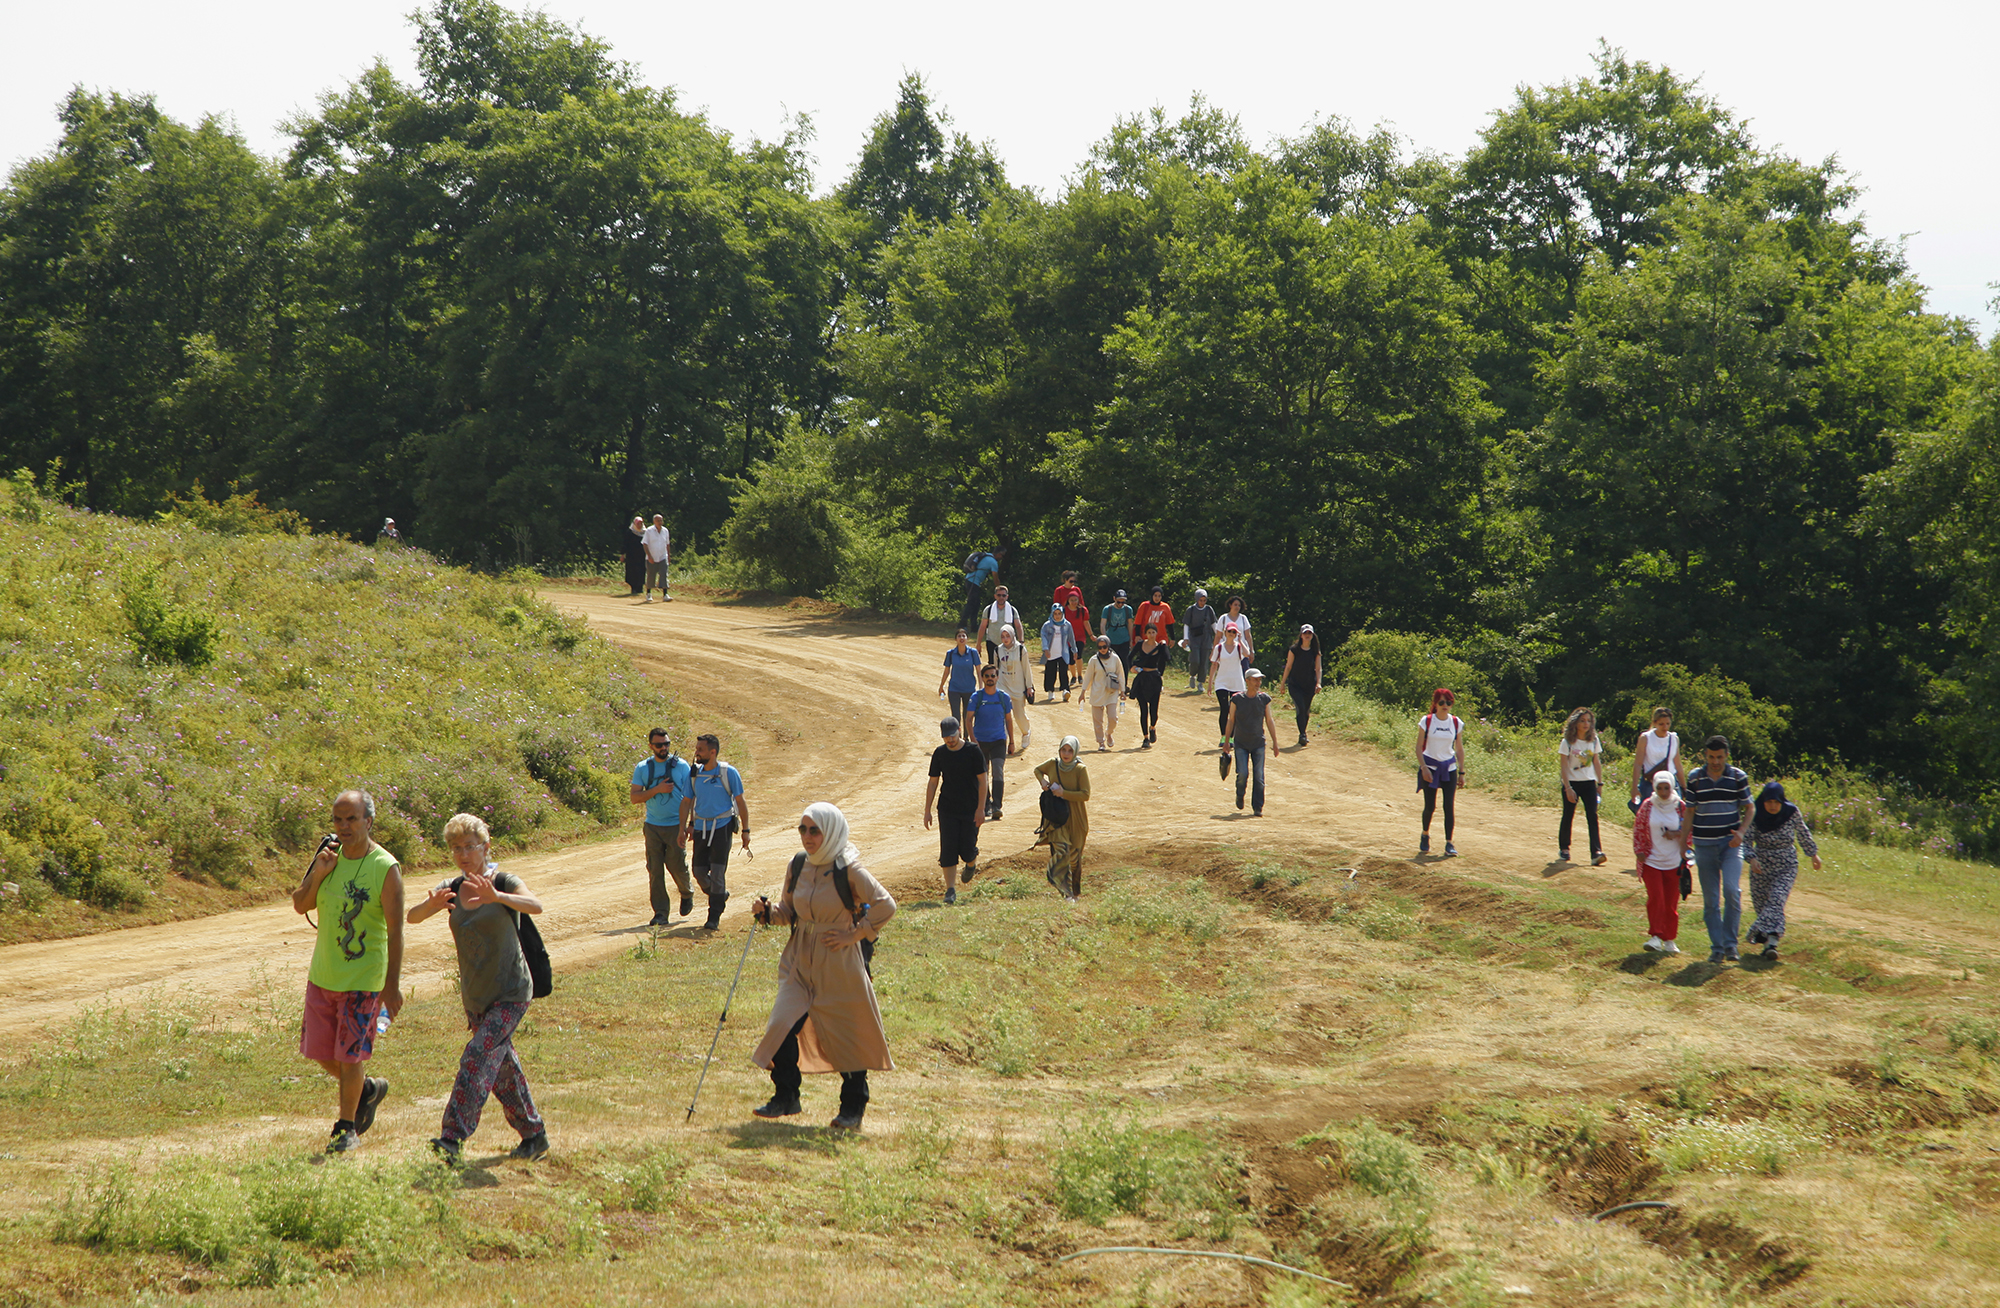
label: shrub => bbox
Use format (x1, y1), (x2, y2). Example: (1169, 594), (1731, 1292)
(1332, 630), (1492, 718)
(121, 570), (220, 667)
(520, 731), (622, 822)
(1052, 1116), (1234, 1230)
(717, 425), (847, 595)
(828, 523), (953, 618)
(156, 483), (308, 537)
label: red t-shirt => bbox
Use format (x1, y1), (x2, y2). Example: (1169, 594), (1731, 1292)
(1054, 583), (1082, 616)
(1133, 600), (1174, 643)
(1063, 598), (1091, 645)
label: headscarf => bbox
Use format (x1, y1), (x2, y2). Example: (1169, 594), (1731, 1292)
(1057, 735), (1082, 772)
(1649, 775), (1681, 811)
(802, 801), (859, 868)
(1752, 781), (1799, 832)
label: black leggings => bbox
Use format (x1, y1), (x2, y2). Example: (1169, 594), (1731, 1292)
(1421, 775), (1457, 839)
(1043, 659), (1071, 693)
(1215, 688), (1233, 738)
(1134, 680), (1161, 737)
(1288, 684), (1316, 736)
(1560, 779), (1601, 854)
(769, 1013), (868, 1111)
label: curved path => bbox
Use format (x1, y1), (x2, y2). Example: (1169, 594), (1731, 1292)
(0, 592), (1965, 1038)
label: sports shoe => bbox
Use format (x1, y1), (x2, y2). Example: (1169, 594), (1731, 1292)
(1592, 852), (1607, 866)
(1642, 936), (1663, 951)
(829, 1109), (865, 1132)
(1660, 941), (1681, 954)
(1142, 738), (1152, 749)
(1444, 843), (1458, 858)
(354, 1077), (389, 1135)
(1023, 729), (1032, 748)
(1761, 943), (1779, 959)
(1252, 809), (1263, 818)
(1747, 930), (1765, 944)
(662, 594), (673, 602)
(679, 894), (694, 918)
(1062, 691), (1070, 702)
(1559, 848), (1571, 862)
(1297, 734), (1308, 747)
(990, 810), (1002, 821)
(648, 912), (670, 928)
(510, 1132), (550, 1161)
(1723, 949), (1740, 962)
(327, 1123), (360, 1155)
(961, 864), (978, 884)
(1708, 950), (1725, 963)
(944, 888), (957, 906)
(428, 1137), (462, 1163)
(1235, 792), (1245, 810)
(641, 596), (652, 604)
(1419, 833), (1430, 854)
(752, 1096), (802, 1119)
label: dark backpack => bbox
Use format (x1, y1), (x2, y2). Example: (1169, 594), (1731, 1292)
(450, 875), (553, 999)
(786, 852), (875, 972)
(1039, 787), (1071, 829)
(963, 550), (994, 575)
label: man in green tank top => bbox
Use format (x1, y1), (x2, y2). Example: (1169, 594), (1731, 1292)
(293, 789), (406, 1154)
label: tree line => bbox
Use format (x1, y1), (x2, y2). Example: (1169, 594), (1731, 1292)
(2, 0), (1994, 823)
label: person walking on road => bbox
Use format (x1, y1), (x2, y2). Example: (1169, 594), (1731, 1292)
(630, 728), (695, 925)
(1033, 737), (1092, 901)
(1223, 669), (1281, 816)
(1182, 589), (1217, 691)
(1101, 589), (1136, 670)
(1417, 688), (1467, 857)
(1630, 707), (1684, 813)
(964, 664), (1017, 820)
(994, 625), (1035, 752)
(937, 629), (982, 721)
(622, 516), (647, 596)
(1220, 596), (1253, 658)
(978, 585), (1023, 666)
(1040, 602), (1077, 701)
(680, 734), (751, 930)
(1128, 624), (1170, 748)
(750, 803), (895, 1132)
(1208, 623), (1250, 747)
(292, 789), (404, 1155)
(1279, 625), (1323, 747)
(958, 547), (1005, 633)
(1063, 589), (1095, 663)
(1080, 635), (1128, 751)
(924, 718), (988, 906)
(641, 514), (672, 602)
(1685, 735), (1753, 962)
(1556, 708), (1607, 865)
(1054, 571), (1085, 627)
(1133, 585), (1174, 669)
(1633, 774), (1689, 954)
(406, 813), (549, 1163)
(1745, 781), (1820, 959)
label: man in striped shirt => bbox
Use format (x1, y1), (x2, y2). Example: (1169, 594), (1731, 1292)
(1684, 735), (1753, 963)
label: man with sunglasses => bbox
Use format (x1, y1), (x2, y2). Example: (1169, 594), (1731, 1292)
(962, 664), (1016, 821)
(630, 728), (695, 926)
(679, 733), (751, 930)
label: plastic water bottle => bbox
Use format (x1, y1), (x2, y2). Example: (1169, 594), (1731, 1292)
(377, 1010), (392, 1035)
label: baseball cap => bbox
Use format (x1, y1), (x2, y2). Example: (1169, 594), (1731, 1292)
(940, 718), (961, 737)
(1300, 623), (1315, 633)
(1245, 667), (1265, 679)
(1195, 588), (1208, 596)
(1114, 589), (1127, 598)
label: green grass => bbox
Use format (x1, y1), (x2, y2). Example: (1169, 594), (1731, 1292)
(0, 479), (685, 941)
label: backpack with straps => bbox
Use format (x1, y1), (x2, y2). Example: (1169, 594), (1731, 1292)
(449, 874), (553, 999)
(786, 852), (875, 972)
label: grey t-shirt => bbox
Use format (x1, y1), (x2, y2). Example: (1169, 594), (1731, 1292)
(444, 868), (532, 1017)
(1230, 691), (1273, 750)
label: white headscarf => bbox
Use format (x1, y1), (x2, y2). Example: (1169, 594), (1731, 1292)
(803, 801), (859, 867)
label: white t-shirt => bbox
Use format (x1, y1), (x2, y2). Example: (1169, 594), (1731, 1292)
(1636, 730), (1678, 776)
(994, 640), (1031, 696)
(641, 525), (671, 563)
(1421, 713), (1462, 763)
(1559, 736), (1602, 782)
(982, 601), (1021, 638)
(1645, 801), (1685, 870)
(1211, 640), (1249, 693)
(1219, 614), (1253, 655)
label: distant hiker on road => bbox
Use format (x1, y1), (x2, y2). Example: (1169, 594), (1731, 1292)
(938, 628), (981, 722)
(1633, 774), (1689, 955)
(1208, 623), (1250, 747)
(1223, 668), (1280, 816)
(641, 514), (672, 603)
(1100, 589), (1135, 670)
(924, 718), (987, 906)
(979, 584), (1023, 666)
(631, 728), (695, 926)
(964, 664), (1016, 819)
(1685, 735), (1754, 963)
(994, 625), (1035, 752)
(1220, 595), (1253, 658)
(1182, 589), (1216, 691)
(1745, 781), (1820, 959)
(1128, 624), (1169, 748)
(1063, 589), (1095, 661)
(1041, 602), (1077, 701)
(622, 516), (647, 596)
(681, 734), (750, 930)
(406, 813), (548, 1164)
(1133, 587), (1174, 671)
(1630, 707), (1683, 813)
(1080, 635), (1127, 751)
(959, 546), (1005, 632)
(1557, 708), (1606, 865)
(1053, 571), (1085, 629)
(1033, 736), (1091, 901)
(1280, 625), (1322, 747)
(750, 803), (895, 1132)
(293, 789), (403, 1155)
(1417, 688), (1466, 857)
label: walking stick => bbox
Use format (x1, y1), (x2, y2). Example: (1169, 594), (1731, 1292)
(686, 918), (759, 1122)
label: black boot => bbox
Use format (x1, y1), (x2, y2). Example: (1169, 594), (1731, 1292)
(703, 894), (729, 930)
(831, 1071), (868, 1130)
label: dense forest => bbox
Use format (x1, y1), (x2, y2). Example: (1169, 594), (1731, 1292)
(2, 0), (1995, 835)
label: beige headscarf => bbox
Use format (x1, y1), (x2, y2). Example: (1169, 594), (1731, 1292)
(803, 801), (860, 867)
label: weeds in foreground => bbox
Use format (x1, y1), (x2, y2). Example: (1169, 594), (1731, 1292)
(1626, 1108), (1820, 1176)
(1052, 1115), (1241, 1237)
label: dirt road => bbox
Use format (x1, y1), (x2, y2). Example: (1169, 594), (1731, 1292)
(0, 591), (1963, 1039)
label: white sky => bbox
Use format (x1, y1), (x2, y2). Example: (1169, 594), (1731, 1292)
(6, 0), (1996, 335)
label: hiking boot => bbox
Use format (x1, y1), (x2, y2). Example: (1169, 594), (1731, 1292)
(829, 1108), (866, 1132)
(679, 894), (694, 918)
(327, 1123), (360, 1155)
(944, 888), (957, 906)
(648, 912), (670, 928)
(354, 1077), (389, 1135)
(510, 1132), (550, 1161)
(703, 895), (729, 930)
(1419, 833), (1430, 854)
(429, 1137), (463, 1164)
(752, 1096), (802, 1120)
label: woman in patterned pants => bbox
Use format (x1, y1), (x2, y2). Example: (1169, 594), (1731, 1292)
(408, 813), (549, 1162)
(1745, 782), (1821, 960)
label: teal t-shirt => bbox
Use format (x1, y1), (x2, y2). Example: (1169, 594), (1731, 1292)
(1101, 603), (1133, 643)
(308, 844), (396, 993)
(631, 754), (693, 826)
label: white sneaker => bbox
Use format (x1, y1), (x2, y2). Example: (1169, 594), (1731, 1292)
(1642, 936), (1663, 951)
(1660, 941), (1681, 954)
(641, 596), (652, 603)
(1023, 729), (1032, 748)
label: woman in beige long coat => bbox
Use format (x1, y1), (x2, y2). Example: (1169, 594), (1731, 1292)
(749, 802), (895, 1131)
(1033, 736), (1091, 901)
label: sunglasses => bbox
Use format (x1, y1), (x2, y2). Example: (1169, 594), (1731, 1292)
(797, 822), (821, 834)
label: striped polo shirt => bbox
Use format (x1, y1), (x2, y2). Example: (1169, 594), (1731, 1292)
(1684, 765), (1752, 841)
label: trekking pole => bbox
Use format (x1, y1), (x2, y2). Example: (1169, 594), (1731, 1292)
(686, 917), (759, 1122)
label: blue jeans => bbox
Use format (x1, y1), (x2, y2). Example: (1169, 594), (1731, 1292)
(1693, 838), (1743, 953)
(1234, 743), (1266, 813)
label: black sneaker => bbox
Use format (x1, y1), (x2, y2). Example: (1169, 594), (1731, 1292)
(990, 810), (1002, 821)
(1708, 950), (1725, 963)
(752, 1096), (802, 1119)
(328, 1122), (360, 1155)
(960, 864), (978, 884)
(1723, 949), (1740, 962)
(679, 894), (694, 918)
(648, 912), (669, 928)
(1559, 849), (1571, 862)
(510, 1132), (549, 1161)
(354, 1077), (389, 1135)
(1761, 943), (1779, 959)
(943, 888), (957, 906)
(829, 1108), (865, 1132)
(429, 1137), (462, 1164)
(1235, 792), (1245, 810)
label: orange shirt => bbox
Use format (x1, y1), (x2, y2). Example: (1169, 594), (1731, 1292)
(1132, 600), (1174, 643)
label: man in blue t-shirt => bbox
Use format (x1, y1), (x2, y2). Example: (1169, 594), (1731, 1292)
(629, 728), (695, 926)
(958, 546), (1006, 632)
(1683, 734), (1753, 962)
(678, 733), (751, 930)
(962, 664), (1016, 821)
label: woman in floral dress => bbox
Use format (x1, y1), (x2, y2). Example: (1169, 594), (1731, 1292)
(1745, 781), (1820, 959)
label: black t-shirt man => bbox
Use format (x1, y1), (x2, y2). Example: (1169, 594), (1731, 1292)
(1230, 691), (1274, 750)
(930, 739), (988, 818)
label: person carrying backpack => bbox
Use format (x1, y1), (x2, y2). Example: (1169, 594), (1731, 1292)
(958, 547), (1005, 633)
(750, 803), (896, 1131)
(680, 734), (752, 930)
(1033, 736), (1091, 900)
(630, 728), (695, 926)
(407, 812), (550, 1163)
(1416, 688), (1467, 857)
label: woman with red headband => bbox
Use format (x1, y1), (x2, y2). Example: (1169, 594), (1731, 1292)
(1415, 688), (1467, 856)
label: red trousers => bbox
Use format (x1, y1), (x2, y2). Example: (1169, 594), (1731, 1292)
(1639, 865), (1680, 940)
